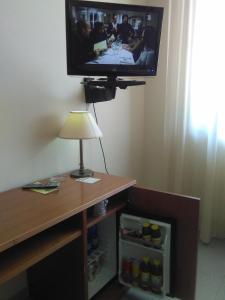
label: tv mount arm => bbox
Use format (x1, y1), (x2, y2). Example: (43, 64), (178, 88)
(81, 77), (146, 103)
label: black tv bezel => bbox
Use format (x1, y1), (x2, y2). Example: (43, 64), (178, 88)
(65, 0), (164, 77)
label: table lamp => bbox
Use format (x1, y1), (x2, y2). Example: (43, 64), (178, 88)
(59, 111), (102, 178)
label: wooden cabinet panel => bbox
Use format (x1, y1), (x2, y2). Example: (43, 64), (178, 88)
(129, 186), (200, 300)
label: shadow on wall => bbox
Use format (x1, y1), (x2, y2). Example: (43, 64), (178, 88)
(32, 91), (85, 150)
(0, 47), (85, 190)
(1, 46), (86, 145)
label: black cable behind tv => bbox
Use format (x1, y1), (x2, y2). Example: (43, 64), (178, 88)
(81, 77), (146, 103)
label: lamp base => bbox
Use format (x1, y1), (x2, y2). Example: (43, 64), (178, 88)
(71, 169), (94, 178)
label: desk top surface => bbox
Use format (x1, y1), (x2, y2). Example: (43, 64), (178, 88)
(0, 172), (136, 253)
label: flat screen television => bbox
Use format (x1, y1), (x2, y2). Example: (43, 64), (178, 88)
(65, 0), (164, 77)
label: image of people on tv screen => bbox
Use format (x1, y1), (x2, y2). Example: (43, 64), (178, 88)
(70, 6), (159, 66)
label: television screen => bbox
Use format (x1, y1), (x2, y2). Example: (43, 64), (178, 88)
(66, 0), (164, 77)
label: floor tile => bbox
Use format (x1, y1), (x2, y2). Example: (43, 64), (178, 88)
(196, 239), (225, 300)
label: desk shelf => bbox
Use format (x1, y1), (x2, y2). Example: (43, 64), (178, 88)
(88, 213), (117, 299)
(87, 199), (126, 229)
(0, 219), (81, 285)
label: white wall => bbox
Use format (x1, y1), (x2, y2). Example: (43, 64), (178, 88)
(0, 0), (146, 193)
(142, 0), (170, 188)
(0, 0), (147, 298)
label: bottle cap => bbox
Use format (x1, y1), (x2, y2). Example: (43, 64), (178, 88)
(151, 224), (159, 231)
(142, 256), (150, 264)
(153, 259), (161, 266)
(143, 223), (150, 228)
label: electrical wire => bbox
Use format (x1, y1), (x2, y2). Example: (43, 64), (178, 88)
(92, 103), (109, 175)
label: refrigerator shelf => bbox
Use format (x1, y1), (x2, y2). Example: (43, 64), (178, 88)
(119, 277), (165, 299)
(120, 238), (163, 254)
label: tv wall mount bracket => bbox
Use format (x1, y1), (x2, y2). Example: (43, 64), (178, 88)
(81, 77), (146, 103)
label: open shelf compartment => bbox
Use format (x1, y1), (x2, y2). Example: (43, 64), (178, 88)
(87, 198), (126, 229)
(0, 213), (82, 285)
(88, 213), (117, 299)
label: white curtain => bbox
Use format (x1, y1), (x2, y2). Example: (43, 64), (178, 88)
(159, 0), (225, 243)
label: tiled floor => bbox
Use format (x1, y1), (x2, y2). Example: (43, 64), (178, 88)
(196, 239), (225, 300)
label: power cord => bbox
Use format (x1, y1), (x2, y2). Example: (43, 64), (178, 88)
(92, 103), (109, 175)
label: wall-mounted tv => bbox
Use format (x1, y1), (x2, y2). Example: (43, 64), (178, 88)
(65, 0), (164, 77)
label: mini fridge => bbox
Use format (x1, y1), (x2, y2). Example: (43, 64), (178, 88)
(87, 212), (176, 300)
(119, 213), (175, 300)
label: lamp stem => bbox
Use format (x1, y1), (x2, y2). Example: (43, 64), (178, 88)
(71, 139), (93, 178)
(79, 139), (84, 173)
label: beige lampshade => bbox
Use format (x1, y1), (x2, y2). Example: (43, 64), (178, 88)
(59, 111), (102, 139)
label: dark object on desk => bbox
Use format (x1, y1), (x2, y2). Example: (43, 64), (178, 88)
(71, 169), (94, 178)
(22, 182), (60, 189)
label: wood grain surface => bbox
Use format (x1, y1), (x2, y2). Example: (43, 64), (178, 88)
(0, 173), (136, 252)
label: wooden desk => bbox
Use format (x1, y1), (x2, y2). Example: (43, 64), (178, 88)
(0, 172), (199, 300)
(0, 173), (135, 286)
